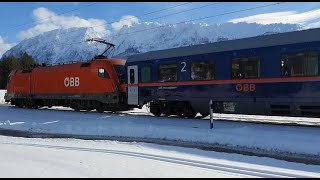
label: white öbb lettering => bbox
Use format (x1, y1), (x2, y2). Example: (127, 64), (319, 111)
(64, 77), (80, 87)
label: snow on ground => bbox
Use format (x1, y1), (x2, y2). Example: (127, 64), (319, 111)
(0, 135), (319, 178)
(0, 90), (5, 104)
(0, 105), (319, 158)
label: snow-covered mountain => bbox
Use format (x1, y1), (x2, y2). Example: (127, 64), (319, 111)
(3, 22), (305, 64)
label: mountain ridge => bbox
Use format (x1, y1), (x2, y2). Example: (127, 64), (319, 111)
(2, 22), (304, 64)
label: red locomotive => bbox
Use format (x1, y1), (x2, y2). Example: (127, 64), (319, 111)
(5, 39), (128, 112)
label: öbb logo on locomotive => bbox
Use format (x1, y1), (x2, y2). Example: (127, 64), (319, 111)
(64, 77), (80, 87)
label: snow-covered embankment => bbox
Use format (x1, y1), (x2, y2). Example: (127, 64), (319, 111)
(0, 90), (6, 104)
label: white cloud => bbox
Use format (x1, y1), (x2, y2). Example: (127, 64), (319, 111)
(0, 36), (14, 58)
(111, 15), (139, 30)
(229, 9), (320, 26)
(17, 7), (109, 40)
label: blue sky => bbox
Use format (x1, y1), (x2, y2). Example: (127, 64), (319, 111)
(1, 2), (320, 56)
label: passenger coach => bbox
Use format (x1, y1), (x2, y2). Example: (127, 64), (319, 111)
(126, 28), (320, 118)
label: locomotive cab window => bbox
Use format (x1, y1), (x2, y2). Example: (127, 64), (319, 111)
(232, 57), (260, 79)
(140, 66), (152, 83)
(281, 52), (320, 77)
(191, 61), (214, 80)
(98, 68), (110, 79)
(158, 64), (177, 82)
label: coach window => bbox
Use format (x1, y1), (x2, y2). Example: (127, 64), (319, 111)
(98, 68), (110, 79)
(281, 52), (319, 77)
(158, 64), (177, 82)
(232, 57), (260, 79)
(129, 69), (135, 84)
(191, 61), (214, 80)
(140, 66), (152, 83)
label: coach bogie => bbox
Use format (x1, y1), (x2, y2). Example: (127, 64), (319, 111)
(149, 100), (197, 118)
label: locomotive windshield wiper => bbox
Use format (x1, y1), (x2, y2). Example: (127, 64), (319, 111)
(86, 38), (115, 59)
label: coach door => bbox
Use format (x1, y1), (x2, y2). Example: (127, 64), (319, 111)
(127, 65), (139, 105)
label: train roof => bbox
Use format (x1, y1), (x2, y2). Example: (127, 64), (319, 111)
(127, 27), (320, 63)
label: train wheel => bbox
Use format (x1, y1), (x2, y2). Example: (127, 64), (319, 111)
(71, 102), (81, 112)
(16, 101), (23, 108)
(96, 107), (105, 113)
(183, 103), (197, 118)
(152, 109), (161, 116)
(200, 113), (209, 118)
(151, 106), (161, 116)
(186, 109), (197, 118)
(150, 105), (161, 116)
(73, 107), (80, 112)
(150, 101), (162, 116)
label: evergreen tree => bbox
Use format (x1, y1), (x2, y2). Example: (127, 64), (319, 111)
(20, 52), (36, 70)
(0, 52), (38, 89)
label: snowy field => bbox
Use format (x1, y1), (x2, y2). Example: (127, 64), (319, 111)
(0, 90), (5, 104)
(0, 135), (319, 178)
(0, 105), (319, 160)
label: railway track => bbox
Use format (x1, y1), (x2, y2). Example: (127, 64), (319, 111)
(123, 105), (320, 127)
(2, 103), (320, 127)
(206, 115), (320, 127)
